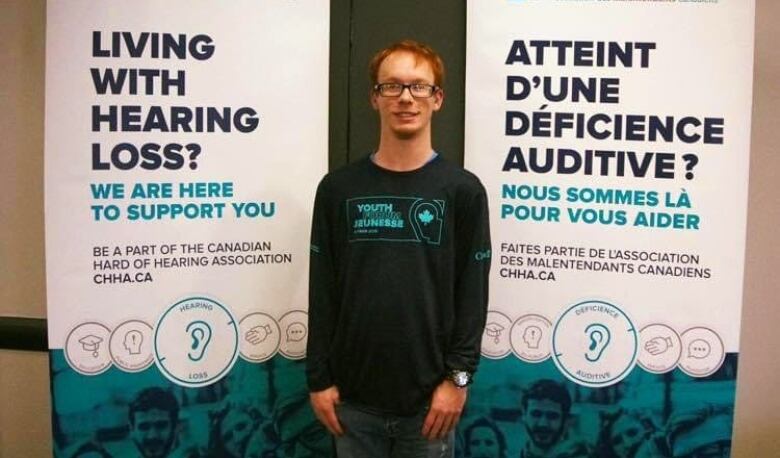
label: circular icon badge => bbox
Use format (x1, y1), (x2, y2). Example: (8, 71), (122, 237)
(637, 324), (682, 374)
(552, 300), (638, 387)
(481, 311), (513, 359)
(678, 327), (725, 378)
(109, 320), (154, 372)
(239, 312), (281, 363)
(154, 297), (239, 388)
(278, 310), (308, 360)
(64, 322), (113, 375)
(510, 314), (552, 363)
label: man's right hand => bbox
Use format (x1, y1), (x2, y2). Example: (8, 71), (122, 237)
(309, 385), (344, 436)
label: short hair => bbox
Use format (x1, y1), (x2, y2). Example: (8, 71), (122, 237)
(463, 417), (507, 457)
(521, 379), (572, 417)
(369, 39), (445, 87)
(128, 387), (179, 426)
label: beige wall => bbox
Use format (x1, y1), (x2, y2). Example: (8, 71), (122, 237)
(732, 0), (780, 455)
(0, 3), (49, 456)
(0, 0), (46, 318)
(1, 0), (778, 456)
(0, 350), (52, 457)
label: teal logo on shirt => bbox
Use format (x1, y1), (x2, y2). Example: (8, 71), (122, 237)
(353, 202), (406, 229)
(347, 196), (445, 245)
(410, 200), (444, 245)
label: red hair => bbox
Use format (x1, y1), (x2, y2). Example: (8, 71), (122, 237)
(369, 40), (445, 87)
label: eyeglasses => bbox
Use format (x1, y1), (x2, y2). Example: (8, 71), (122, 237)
(373, 83), (439, 98)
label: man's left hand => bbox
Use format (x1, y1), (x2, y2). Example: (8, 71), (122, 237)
(421, 379), (467, 440)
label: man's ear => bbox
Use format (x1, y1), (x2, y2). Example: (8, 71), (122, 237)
(370, 89), (378, 110)
(433, 88), (444, 112)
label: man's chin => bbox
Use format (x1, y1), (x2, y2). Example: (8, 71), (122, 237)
(141, 446), (168, 458)
(531, 434), (557, 449)
(389, 123), (425, 139)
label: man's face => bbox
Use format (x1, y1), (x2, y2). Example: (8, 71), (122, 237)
(610, 416), (644, 458)
(468, 426), (501, 458)
(130, 409), (176, 458)
(522, 399), (565, 450)
(371, 51), (443, 140)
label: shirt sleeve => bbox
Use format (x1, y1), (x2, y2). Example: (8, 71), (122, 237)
(446, 181), (492, 375)
(305, 177), (339, 392)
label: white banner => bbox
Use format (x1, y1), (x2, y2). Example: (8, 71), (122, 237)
(45, 1), (331, 456)
(462, 1), (753, 456)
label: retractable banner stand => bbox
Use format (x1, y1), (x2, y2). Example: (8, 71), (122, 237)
(464, 2), (753, 457)
(45, 2), (330, 456)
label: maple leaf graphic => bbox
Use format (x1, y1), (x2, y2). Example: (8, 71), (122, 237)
(418, 209), (434, 225)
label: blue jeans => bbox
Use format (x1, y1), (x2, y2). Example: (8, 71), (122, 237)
(334, 401), (454, 458)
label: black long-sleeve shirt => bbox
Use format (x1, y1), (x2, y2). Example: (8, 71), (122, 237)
(306, 155), (491, 415)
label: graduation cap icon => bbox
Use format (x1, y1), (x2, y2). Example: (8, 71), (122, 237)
(484, 322), (505, 344)
(79, 335), (103, 358)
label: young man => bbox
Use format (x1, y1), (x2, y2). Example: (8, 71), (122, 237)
(306, 40), (491, 457)
(519, 379), (591, 458)
(128, 387), (179, 458)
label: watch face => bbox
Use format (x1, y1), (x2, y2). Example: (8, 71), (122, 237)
(452, 371), (470, 387)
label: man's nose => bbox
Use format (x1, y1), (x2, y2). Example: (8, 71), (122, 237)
(398, 85), (414, 102)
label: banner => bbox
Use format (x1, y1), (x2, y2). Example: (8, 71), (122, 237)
(44, 1), (330, 456)
(464, 1), (753, 457)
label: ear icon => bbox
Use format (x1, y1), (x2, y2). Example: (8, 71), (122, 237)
(186, 320), (212, 362)
(584, 323), (611, 362)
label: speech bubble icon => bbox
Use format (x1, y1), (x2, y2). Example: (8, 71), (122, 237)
(688, 339), (711, 359)
(286, 322), (307, 343)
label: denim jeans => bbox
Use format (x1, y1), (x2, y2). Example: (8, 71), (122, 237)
(334, 401), (454, 458)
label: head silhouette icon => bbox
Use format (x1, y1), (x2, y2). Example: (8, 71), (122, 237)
(411, 201), (444, 245)
(124, 330), (144, 355)
(523, 326), (542, 349)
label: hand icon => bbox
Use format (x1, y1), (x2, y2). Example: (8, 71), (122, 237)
(644, 336), (673, 355)
(245, 325), (272, 345)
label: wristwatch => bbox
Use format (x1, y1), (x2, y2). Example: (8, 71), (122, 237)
(446, 369), (472, 388)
